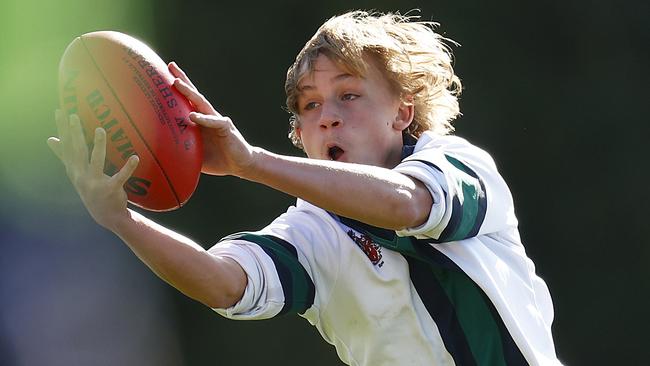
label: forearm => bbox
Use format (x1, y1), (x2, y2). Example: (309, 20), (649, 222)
(110, 209), (246, 308)
(241, 149), (432, 230)
(49, 111), (244, 308)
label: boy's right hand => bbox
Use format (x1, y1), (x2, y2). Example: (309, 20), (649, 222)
(47, 110), (140, 231)
(168, 62), (258, 178)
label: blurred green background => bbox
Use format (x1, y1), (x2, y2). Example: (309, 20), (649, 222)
(1, 0), (648, 364)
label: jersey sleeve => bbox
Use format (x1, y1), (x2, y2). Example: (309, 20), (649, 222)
(393, 135), (517, 242)
(208, 238), (286, 319)
(207, 204), (341, 320)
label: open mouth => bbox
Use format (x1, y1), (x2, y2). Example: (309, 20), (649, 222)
(328, 145), (344, 161)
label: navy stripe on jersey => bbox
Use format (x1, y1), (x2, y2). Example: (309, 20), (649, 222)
(480, 290), (530, 366)
(220, 232), (315, 315)
(409, 155), (487, 243)
(412, 240), (528, 366)
(401, 134), (418, 159)
(407, 255), (477, 365)
(337, 218), (527, 365)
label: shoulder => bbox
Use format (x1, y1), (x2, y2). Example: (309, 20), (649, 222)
(410, 132), (498, 171)
(396, 132), (518, 238)
(263, 200), (343, 243)
(218, 199), (352, 266)
(255, 200), (354, 269)
(403, 132), (508, 193)
(211, 200), (349, 318)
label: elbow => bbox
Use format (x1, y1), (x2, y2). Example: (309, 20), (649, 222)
(201, 279), (246, 309)
(387, 186), (432, 231)
(389, 200), (430, 231)
(202, 290), (241, 309)
(199, 256), (247, 309)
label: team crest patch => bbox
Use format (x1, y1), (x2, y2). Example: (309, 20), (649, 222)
(347, 230), (384, 267)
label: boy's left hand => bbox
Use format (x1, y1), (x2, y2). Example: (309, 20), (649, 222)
(169, 62), (257, 177)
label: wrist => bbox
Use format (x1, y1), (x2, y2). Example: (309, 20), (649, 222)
(237, 146), (271, 181)
(101, 208), (135, 234)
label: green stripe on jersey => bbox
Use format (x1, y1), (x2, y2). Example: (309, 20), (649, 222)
(360, 227), (516, 364)
(443, 155), (486, 242)
(428, 260), (508, 365)
(221, 232), (314, 314)
(362, 227), (511, 365)
(337, 218), (526, 365)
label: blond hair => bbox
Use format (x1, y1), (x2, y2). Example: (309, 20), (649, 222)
(285, 10), (462, 149)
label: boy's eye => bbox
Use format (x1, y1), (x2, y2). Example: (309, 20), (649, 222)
(303, 101), (320, 111)
(341, 93), (359, 101)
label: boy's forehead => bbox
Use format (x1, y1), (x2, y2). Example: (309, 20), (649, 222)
(298, 72), (356, 92)
(297, 54), (361, 91)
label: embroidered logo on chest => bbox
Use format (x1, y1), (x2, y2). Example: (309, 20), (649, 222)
(347, 230), (384, 267)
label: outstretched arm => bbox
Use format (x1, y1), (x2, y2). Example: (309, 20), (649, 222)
(47, 111), (246, 308)
(241, 151), (432, 230)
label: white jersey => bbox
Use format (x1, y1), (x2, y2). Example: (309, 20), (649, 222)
(208, 132), (561, 366)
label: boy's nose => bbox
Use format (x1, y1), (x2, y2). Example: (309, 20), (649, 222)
(319, 106), (343, 129)
(320, 119), (341, 129)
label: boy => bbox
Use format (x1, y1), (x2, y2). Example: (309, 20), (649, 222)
(48, 11), (561, 366)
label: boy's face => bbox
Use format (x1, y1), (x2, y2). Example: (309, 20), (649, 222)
(295, 54), (413, 168)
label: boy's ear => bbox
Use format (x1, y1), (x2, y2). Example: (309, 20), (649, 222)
(393, 99), (414, 131)
(295, 126), (303, 141)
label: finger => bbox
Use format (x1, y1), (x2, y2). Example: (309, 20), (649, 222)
(168, 61), (197, 90)
(89, 128), (107, 175)
(111, 155), (139, 188)
(69, 114), (90, 167)
(55, 109), (74, 162)
(47, 137), (64, 162)
(54, 109), (66, 136)
(173, 78), (218, 115)
(189, 112), (232, 134)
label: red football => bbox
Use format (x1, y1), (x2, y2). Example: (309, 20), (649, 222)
(58, 31), (202, 211)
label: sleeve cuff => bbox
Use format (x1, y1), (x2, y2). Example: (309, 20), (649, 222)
(394, 160), (448, 239)
(207, 241), (284, 320)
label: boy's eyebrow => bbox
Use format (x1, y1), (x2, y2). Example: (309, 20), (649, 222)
(298, 72), (355, 93)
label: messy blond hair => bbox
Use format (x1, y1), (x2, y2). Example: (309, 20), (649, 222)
(285, 10), (462, 149)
